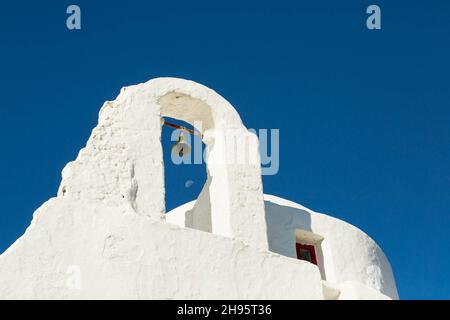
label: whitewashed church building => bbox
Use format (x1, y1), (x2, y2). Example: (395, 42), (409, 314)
(0, 78), (398, 299)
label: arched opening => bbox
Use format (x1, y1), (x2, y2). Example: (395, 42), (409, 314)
(159, 92), (216, 233)
(161, 117), (206, 210)
(55, 78), (268, 250)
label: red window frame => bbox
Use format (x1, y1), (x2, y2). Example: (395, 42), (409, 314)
(296, 243), (317, 265)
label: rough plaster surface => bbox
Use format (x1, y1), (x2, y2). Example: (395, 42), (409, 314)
(0, 77), (397, 299)
(57, 77), (268, 250)
(0, 198), (323, 299)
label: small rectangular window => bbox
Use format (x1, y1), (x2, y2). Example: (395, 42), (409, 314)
(296, 243), (317, 265)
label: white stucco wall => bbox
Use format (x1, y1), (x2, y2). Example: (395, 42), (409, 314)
(167, 195), (399, 300)
(0, 198), (324, 299)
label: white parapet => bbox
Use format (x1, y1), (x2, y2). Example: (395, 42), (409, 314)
(167, 195), (399, 300)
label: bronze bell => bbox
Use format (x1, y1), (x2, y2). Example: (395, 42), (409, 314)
(171, 133), (191, 157)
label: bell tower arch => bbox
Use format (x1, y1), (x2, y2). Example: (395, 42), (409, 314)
(58, 77), (269, 250)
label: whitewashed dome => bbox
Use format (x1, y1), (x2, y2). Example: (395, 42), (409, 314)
(167, 194), (398, 300)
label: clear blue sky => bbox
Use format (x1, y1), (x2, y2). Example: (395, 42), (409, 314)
(0, 1), (449, 299)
